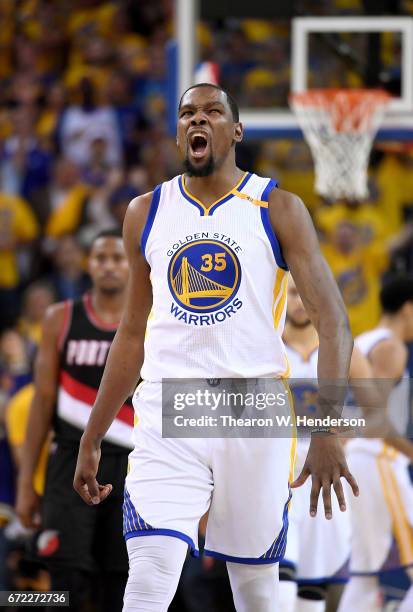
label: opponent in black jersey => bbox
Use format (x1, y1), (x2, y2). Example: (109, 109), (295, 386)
(16, 229), (132, 612)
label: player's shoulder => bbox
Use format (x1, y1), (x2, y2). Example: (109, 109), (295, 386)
(45, 300), (70, 323)
(248, 171), (305, 213)
(368, 332), (408, 375)
(36, 300), (73, 346)
(268, 186), (305, 213)
(124, 190), (155, 236)
(128, 190), (154, 216)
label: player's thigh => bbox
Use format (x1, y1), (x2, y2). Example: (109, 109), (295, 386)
(126, 407), (213, 554)
(206, 436), (294, 560)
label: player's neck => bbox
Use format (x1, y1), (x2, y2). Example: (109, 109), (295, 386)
(89, 289), (126, 325)
(284, 323), (319, 358)
(377, 315), (405, 340)
(184, 160), (244, 209)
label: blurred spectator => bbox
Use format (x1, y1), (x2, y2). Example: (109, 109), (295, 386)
(82, 136), (112, 187)
(41, 158), (90, 237)
(321, 220), (388, 335)
(5, 384), (48, 502)
(372, 147), (413, 237)
(0, 396), (15, 590)
(218, 28), (257, 105)
(18, 283), (56, 352)
(315, 199), (386, 245)
(108, 184), (139, 228)
(1, 103), (52, 202)
(0, 192), (39, 332)
(4, 383), (51, 595)
(104, 71), (146, 166)
(59, 77), (122, 168)
(133, 44), (168, 125)
(0, 330), (32, 396)
(256, 140), (319, 213)
(48, 235), (90, 301)
(37, 82), (68, 148)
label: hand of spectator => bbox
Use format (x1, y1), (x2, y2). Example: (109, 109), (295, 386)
(73, 437), (112, 505)
(16, 482), (41, 529)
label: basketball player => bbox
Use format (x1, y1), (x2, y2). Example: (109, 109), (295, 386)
(73, 83), (359, 612)
(279, 279), (411, 612)
(16, 229), (133, 612)
(338, 276), (413, 612)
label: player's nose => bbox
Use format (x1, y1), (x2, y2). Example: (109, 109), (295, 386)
(190, 111), (207, 126)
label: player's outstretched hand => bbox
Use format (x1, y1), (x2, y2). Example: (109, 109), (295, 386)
(291, 434), (359, 520)
(73, 437), (112, 505)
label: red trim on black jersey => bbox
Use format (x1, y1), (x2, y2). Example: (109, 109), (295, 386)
(83, 293), (119, 332)
(60, 370), (134, 426)
(58, 301), (73, 351)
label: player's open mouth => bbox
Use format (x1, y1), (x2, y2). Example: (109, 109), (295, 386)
(189, 133), (209, 158)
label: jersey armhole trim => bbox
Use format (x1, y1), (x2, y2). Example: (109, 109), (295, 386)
(141, 184), (162, 260)
(260, 179), (288, 271)
(57, 300), (73, 352)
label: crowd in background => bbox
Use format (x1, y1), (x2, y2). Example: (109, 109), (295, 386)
(1, 0), (413, 609)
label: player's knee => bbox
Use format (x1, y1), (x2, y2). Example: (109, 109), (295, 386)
(298, 581), (327, 601)
(227, 561), (279, 611)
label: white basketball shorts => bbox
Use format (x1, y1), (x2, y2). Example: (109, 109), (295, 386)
(346, 439), (413, 575)
(123, 380), (296, 564)
(284, 440), (351, 583)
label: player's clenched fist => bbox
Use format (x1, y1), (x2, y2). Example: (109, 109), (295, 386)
(73, 437), (112, 506)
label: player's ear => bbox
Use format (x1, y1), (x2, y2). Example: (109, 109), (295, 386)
(233, 122), (243, 144)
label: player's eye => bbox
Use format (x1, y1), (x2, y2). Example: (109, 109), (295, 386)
(209, 109), (221, 115)
(180, 110), (192, 118)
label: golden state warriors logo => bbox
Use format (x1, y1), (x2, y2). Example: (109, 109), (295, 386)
(168, 239), (242, 326)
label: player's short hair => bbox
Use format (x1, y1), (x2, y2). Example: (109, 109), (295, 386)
(178, 83), (240, 122)
(380, 275), (413, 313)
(90, 228), (123, 247)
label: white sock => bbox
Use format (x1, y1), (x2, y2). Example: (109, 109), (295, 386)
(122, 535), (188, 612)
(295, 598), (325, 612)
(226, 561), (279, 612)
(337, 576), (382, 612)
(398, 584), (413, 612)
(278, 580), (297, 612)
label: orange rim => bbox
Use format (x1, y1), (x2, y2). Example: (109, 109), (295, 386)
(290, 88), (391, 132)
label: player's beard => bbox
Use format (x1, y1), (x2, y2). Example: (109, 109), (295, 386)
(286, 314), (312, 329)
(98, 284), (124, 296)
(183, 152), (215, 177)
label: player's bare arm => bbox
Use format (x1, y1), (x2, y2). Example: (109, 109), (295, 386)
(73, 193), (153, 506)
(368, 338), (413, 459)
(269, 188), (358, 519)
(16, 304), (64, 528)
(349, 345), (413, 461)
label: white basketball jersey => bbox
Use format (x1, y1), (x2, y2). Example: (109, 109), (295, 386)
(356, 328), (410, 436)
(285, 343), (319, 467)
(140, 172), (290, 380)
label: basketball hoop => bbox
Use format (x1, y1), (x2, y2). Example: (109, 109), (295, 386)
(290, 89), (391, 200)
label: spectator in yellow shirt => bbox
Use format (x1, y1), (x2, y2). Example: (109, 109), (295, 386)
(0, 193), (39, 331)
(5, 384), (49, 498)
(322, 220), (389, 336)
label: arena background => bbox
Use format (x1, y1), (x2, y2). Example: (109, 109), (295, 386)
(1, 1), (413, 610)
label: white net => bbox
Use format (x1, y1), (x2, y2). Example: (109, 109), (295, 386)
(290, 89), (390, 200)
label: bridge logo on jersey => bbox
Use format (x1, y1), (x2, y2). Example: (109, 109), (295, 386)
(168, 239), (242, 325)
